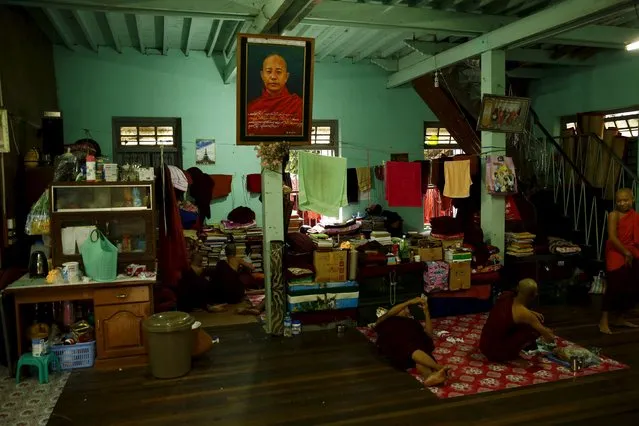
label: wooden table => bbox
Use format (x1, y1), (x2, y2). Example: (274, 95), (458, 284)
(3, 274), (155, 367)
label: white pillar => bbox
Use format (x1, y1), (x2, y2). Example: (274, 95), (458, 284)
(480, 50), (506, 256)
(261, 168), (284, 334)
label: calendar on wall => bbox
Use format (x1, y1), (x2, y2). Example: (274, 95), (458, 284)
(0, 109), (9, 153)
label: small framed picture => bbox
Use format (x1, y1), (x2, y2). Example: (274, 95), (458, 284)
(195, 139), (215, 165)
(477, 95), (531, 133)
(236, 33), (315, 146)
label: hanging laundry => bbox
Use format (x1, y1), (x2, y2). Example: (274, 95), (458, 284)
(355, 167), (372, 192)
(424, 186), (453, 224)
(374, 165), (384, 181)
(443, 159), (472, 198)
(298, 151), (348, 217)
(347, 168), (359, 203)
(167, 165), (188, 192)
(385, 161), (422, 207)
(246, 173), (261, 194)
(187, 167), (214, 219)
(210, 174), (233, 199)
(485, 156), (517, 195)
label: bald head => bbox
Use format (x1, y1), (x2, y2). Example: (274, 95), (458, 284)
(615, 188), (634, 213)
(516, 279), (538, 305)
(260, 54), (289, 95)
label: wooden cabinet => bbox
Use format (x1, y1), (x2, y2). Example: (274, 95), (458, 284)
(95, 302), (150, 359)
(6, 276), (155, 366)
(49, 182), (156, 271)
(94, 283), (152, 360)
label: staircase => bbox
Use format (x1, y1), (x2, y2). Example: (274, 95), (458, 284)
(511, 119), (639, 262)
(414, 63), (639, 264)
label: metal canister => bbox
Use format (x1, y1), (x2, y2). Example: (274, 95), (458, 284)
(570, 356), (583, 372)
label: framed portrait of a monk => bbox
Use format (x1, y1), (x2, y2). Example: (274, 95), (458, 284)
(236, 33), (315, 146)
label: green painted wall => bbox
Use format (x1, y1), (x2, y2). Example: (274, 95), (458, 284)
(530, 53), (639, 134)
(53, 47), (436, 231)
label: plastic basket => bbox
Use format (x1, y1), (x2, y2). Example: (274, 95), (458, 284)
(50, 341), (96, 370)
(80, 229), (118, 282)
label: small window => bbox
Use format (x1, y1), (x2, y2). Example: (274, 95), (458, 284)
(424, 121), (464, 159)
(112, 117), (182, 168)
(563, 110), (639, 138)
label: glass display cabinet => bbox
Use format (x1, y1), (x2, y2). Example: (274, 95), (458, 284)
(50, 182), (156, 270)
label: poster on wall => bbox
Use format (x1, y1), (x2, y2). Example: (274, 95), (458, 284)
(236, 33), (315, 146)
(0, 109), (9, 153)
(196, 139), (215, 165)
(477, 95), (531, 133)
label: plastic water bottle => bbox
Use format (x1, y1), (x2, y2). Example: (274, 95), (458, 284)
(283, 313), (292, 337)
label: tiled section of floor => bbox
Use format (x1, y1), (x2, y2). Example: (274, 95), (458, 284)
(0, 364), (70, 426)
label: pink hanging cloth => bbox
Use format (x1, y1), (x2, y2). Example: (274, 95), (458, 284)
(385, 161), (422, 207)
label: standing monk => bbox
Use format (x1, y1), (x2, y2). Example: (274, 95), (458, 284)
(480, 279), (555, 362)
(599, 188), (639, 334)
(247, 54), (303, 136)
(374, 296), (450, 386)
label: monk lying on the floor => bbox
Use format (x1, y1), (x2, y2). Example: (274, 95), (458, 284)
(480, 279), (555, 363)
(374, 296), (450, 386)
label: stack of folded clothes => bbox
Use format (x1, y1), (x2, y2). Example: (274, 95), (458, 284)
(309, 233), (334, 250)
(506, 232), (536, 257)
(370, 231), (392, 246)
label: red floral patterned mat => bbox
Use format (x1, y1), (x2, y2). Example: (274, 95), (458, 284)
(357, 313), (628, 399)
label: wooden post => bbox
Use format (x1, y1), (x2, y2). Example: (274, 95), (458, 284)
(261, 168), (284, 334)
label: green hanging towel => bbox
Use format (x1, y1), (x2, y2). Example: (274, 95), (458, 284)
(298, 151), (348, 217)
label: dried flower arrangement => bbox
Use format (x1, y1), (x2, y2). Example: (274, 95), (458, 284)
(254, 142), (290, 172)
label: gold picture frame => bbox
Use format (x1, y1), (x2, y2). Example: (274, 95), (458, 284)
(236, 33), (315, 146)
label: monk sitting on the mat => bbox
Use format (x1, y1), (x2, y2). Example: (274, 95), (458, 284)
(374, 296), (450, 386)
(599, 188), (639, 334)
(480, 279), (555, 363)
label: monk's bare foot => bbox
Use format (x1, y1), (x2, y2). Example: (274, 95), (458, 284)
(423, 368), (448, 387)
(511, 358), (530, 368)
(599, 324), (614, 334)
(442, 366), (452, 377)
(612, 320), (639, 328)
(237, 307), (261, 315)
(206, 304), (228, 313)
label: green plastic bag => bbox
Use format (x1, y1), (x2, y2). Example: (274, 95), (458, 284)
(80, 229), (118, 282)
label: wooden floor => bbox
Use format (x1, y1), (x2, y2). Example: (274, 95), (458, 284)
(48, 302), (639, 426)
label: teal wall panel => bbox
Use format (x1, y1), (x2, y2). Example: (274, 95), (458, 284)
(53, 47), (437, 230)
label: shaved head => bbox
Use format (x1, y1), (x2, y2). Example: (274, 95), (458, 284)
(260, 54), (289, 95)
(615, 188), (634, 213)
(516, 279), (538, 305)
(616, 188), (633, 198)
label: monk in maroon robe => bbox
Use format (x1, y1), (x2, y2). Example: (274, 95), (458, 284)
(480, 279), (554, 362)
(247, 54), (303, 136)
(599, 188), (639, 334)
(374, 296), (450, 386)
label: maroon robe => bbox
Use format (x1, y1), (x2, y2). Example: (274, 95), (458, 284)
(375, 316), (435, 370)
(247, 87), (303, 136)
(479, 292), (539, 362)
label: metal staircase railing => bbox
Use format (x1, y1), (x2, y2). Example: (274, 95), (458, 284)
(508, 110), (638, 260)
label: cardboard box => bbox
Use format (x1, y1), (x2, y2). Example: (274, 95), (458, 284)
(419, 247), (443, 262)
(440, 239), (463, 250)
(449, 261), (471, 291)
(314, 250), (348, 282)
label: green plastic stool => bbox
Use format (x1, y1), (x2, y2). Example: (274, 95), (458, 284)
(16, 352), (61, 384)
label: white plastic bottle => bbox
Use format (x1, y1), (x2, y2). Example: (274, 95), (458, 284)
(283, 313), (292, 337)
(86, 154), (96, 182)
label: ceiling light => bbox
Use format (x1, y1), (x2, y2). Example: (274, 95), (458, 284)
(626, 40), (639, 51)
